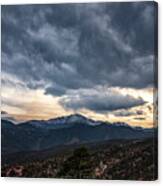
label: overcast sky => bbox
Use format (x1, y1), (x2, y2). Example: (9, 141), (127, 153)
(1, 2), (157, 127)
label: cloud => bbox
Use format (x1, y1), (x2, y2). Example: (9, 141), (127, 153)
(134, 117), (146, 121)
(1, 110), (8, 115)
(113, 109), (144, 117)
(1, 110), (17, 123)
(60, 87), (146, 112)
(1, 2), (156, 97)
(2, 96), (27, 109)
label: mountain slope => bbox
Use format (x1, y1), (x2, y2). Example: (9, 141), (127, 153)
(1, 114), (154, 155)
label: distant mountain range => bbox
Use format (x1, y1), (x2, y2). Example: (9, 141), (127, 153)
(1, 114), (155, 155)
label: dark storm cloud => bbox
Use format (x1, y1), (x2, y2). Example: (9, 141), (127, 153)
(1, 2), (155, 120)
(60, 87), (146, 112)
(2, 2), (156, 97)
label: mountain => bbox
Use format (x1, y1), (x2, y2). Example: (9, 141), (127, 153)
(21, 114), (101, 129)
(1, 111), (18, 124)
(1, 114), (154, 155)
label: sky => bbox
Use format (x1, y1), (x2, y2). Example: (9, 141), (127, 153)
(1, 2), (157, 128)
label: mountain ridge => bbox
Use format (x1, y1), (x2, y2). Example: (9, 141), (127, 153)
(2, 113), (152, 130)
(1, 114), (155, 156)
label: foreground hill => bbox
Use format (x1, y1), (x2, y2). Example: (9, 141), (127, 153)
(1, 138), (158, 180)
(1, 114), (155, 155)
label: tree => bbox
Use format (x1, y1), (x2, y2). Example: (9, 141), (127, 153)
(57, 147), (92, 178)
